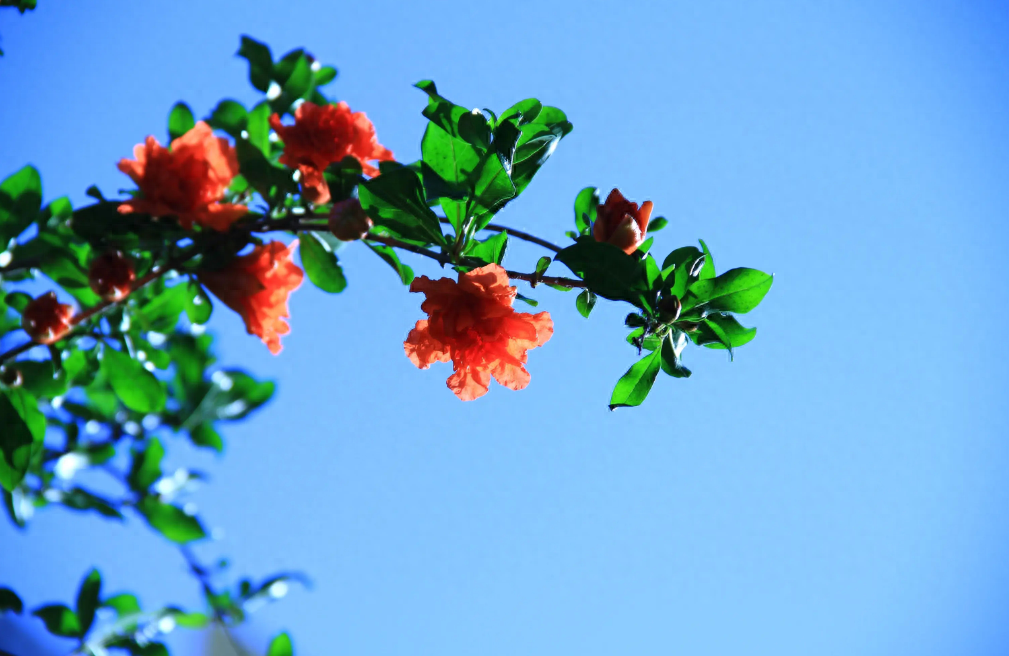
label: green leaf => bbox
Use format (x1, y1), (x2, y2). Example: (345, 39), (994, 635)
(75, 568), (101, 636)
(102, 593), (141, 617)
(515, 293), (538, 307)
(697, 239), (716, 280)
(421, 122), (480, 193)
(128, 437), (164, 491)
(0, 388), (44, 491)
(247, 101), (271, 155)
(267, 632), (294, 656)
(647, 217), (668, 233)
(359, 167), (444, 245)
(278, 55), (313, 109)
(136, 282), (189, 331)
(208, 100), (248, 140)
(0, 587), (23, 614)
(17, 359), (69, 398)
(299, 232), (347, 293)
(464, 231), (508, 265)
(60, 488), (124, 520)
(189, 424), (224, 452)
(365, 242), (414, 285)
(314, 65), (337, 87)
(555, 238), (651, 307)
(660, 330), (692, 378)
(684, 267), (773, 314)
(238, 36), (274, 92)
(414, 80), (470, 141)
(472, 154), (517, 228)
(690, 314), (757, 351)
(235, 139), (294, 201)
(168, 102), (196, 141)
(609, 350), (661, 410)
(535, 256), (551, 276)
(169, 610), (209, 628)
(137, 498), (206, 544)
(575, 289), (596, 318)
(0, 165), (42, 246)
(32, 604), (81, 638)
(661, 246), (703, 300)
(574, 187), (598, 235)
(186, 283), (213, 325)
(101, 347), (166, 414)
(4, 291), (31, 313)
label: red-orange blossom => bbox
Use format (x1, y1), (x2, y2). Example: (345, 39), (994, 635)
(405, 264), (554, 401)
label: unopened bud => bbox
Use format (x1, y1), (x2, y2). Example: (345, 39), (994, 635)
(0, 367), (23, 388)
(658, 295), (682, 323)
(89, 250), (135, 301)
(329, 199), (373, 242)
(22, 292), (74, 345)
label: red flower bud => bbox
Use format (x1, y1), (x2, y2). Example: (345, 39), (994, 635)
(328, 198), (374, 242)
(592, 189), (653, 255)
(88, 251), (136, 301)
(22, 292), (74, 345)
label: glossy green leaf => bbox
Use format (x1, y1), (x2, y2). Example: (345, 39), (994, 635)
(661, 246), (703, 300)
(208, 100), (248, 139)
(555, 238), (650, 307)
(698, 239), (716, 280)
(359, 167), (444, 245)
(464, 231), (508, 265)
(101, 347), (166, 414)
(238, 36), (273, 92)
(299, 232), (347, 293)
(574, 187), (598, 235)
(129, 437), (164, 491)
(535, 256), (551, 276)
(660, 331), (692, 378)
(32, 604), (81, 638)
(609, 349), (661, 410)
(168, 102), (195, 141)
(421, 122), (480, 191)
(75, 568), (101, 636)
(268, 632), (294, 656)
(0, 587), (23, 614)
(684, 267), (773, 313)
(0, 165), (42, 245)
(0, 388), (44, 492)
(137, 498), (206, 544)
(691, 314), (757, 351)
(414, 80), (470, 140)
(472, 154), (516, 227)
(647, 217), (668, 233)
(575, 289), (596, 318)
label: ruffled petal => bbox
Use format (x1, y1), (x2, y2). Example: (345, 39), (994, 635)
(447, 365), (492, 401)
(404, 320), (451, 368)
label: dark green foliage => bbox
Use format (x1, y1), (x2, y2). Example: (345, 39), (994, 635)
(299, 231), (347, 293)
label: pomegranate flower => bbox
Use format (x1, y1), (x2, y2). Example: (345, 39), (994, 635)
(593, 188), (653, 255)
(118, 122), (247, 231)
(269, 101), (394, 205)
(404, 264), (554, 401)
(199, 241), (304, 355)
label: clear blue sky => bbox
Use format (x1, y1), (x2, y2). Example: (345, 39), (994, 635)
(2, 1), (1008, 654)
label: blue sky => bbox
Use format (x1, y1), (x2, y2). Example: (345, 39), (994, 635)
(2, 1), (1008, 654)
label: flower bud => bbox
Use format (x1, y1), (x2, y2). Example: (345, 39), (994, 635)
(0, 366), (23, 388)
(88, 251), (136, 301)
(593, 189), (653, 255)
(328, 198), (374, 242)
(22, 292), (74, 345)
(658, 295), (682, 323)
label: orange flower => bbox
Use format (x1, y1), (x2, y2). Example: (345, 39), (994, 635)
(89, 251), (135, 302)
(22, 292), (74, 345)
(593, 188), (653, 255)
(199, 241), (304, 355)
(117, 122), (247, 231)
(269, 101), (394, 204)
(404, 264), (554, 401)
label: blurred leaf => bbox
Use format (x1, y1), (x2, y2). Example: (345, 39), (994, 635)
(102, 593), (141, 617)
(128, 437), (164, 491)
(168, 610), (209, 628)
(186, 283), (213, 325)
(267, 632), (293, 656)
(684, 267), (773, 314)
(575, 289), (596, 318)
(101, 347), (166, 414)
(0, 388), (44, 492)
(75, 568), (101, 636)
(247, 101), (272, 155)
(4, 291), (31, 313)
(168, 102), (196, 141)
(17, 359), (68, 398)
(315, 65), (337, 87)
(189, 424), (223, 452)
(235, 139), (295, 202)
(238, 36), (273, 92)
(299, 232), (347, 293)
(137, 498), (206, 544)
(31, 604), (80, 638)
(0, 587), (23, 614)
(609, 349), (661, 410)
(0, 165), (42, 245)
(60, 488), (124, 520)
(207, 100), (248, 140)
